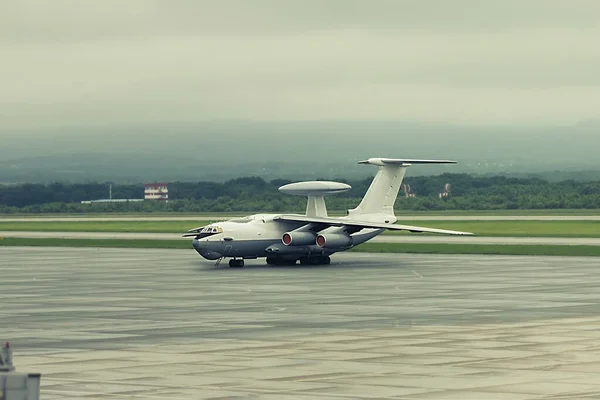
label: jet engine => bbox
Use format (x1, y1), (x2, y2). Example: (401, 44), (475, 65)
(282, 231), (317, 246)
(315, 233), (353, 248)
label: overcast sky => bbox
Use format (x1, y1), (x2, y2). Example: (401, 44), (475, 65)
(2, 0), (600, 133)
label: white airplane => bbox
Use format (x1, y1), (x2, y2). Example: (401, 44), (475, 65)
(184, 158), (474, 267)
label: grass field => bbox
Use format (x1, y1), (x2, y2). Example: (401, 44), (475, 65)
(354, 243), (600, 257)
(0, 238), (188, 249)
(1, 237), (599, 257)
(1, 220), (600, 237)
(394, 209), (600, 216)
(389, 221), (600, 237)
(0, 221), (201, 233)
(2, 209), (600, 218)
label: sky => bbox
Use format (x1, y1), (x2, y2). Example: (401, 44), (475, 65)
(2, 0), (600, 133)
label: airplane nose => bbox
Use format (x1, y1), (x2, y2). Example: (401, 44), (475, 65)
(192, 239), (223, 260)
(192, 238), (209, 252)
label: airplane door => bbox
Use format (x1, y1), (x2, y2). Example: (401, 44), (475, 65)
(224, 245), (232, 255)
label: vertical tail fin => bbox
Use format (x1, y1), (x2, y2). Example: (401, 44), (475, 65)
(348, 163), (408, 217)
(347, 158), (457, 220)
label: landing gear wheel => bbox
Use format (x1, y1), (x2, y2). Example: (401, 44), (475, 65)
(310, 255), (330, 265)
(265, 257), (296, 266)
(228, 259), (244, 268)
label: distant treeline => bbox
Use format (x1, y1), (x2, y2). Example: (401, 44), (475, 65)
(1, 174), (600, 213)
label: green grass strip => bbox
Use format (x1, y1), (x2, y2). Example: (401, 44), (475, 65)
(0, 238), (190, 249)
(1, 238), (599, 257)
(3, 209), (600, 217)
(2, 220), (600, 238)
(353, 243), (600, 257)
(387, 220), (600, 238)
(0, 221), (203, 233)
(393, 209), (600, 216)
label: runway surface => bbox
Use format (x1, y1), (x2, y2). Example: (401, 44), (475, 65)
(3, 230), (600, 246)
(3, 247), (600, 399)
(2, 215), (600, 222)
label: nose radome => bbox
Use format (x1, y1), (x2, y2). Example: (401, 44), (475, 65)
(192, 240), (223, 260)
(192, 239), (209, 252)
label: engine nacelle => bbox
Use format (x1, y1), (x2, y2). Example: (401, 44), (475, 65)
(282, 231), (317, 246)
(315, 233), (353, 248)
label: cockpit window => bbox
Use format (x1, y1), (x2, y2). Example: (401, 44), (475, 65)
(199, 225), (223, 234)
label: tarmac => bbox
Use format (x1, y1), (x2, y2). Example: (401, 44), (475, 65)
(3, 247), (600, 399)
(3, 230), (600, 246)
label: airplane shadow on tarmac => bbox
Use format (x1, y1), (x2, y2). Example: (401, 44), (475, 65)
(191, 255), (407, 272)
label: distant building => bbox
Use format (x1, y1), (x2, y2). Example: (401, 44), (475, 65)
(402, 184), (416, 198)
(80, 199), (144, 204)
(144, 183), (169, 201)
(439, 183), (451, 198)
(81, 183), (144, 204)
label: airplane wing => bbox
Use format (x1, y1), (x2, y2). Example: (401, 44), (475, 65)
(273, 215), (474, 236)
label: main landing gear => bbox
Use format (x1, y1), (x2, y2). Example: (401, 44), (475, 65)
(265, 257), (295, 266)
(300, 255), (331, 265)
(265, 255), (331, 266)
(228, 259), (244, 268)
(223, 256), (331, 268)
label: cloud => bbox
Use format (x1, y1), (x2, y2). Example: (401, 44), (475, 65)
(3, 0), (600, 41)
(1, 0), (600, 131)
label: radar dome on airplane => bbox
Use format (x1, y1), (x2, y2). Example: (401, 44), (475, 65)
(278, 181), (351, 196)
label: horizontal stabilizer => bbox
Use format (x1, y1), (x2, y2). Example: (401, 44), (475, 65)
(358, 158), (457, 166)
(274, 214), (474, 236)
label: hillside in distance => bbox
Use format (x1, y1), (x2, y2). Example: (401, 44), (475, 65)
(1, 120), (598, 183)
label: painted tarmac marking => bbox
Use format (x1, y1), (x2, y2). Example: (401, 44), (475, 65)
(412, 270), (423, 278)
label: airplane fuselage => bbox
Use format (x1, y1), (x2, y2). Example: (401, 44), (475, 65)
(192, 213), (383, 263)
(186, 158), (473, 267)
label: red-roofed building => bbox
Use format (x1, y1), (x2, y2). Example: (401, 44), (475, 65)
(144, 183), (169, 201)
